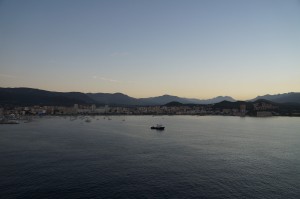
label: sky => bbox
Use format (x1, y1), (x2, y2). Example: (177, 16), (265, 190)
(0, 0), (299, 100)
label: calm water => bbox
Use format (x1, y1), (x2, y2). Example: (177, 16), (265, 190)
(0, 116), (299, 199)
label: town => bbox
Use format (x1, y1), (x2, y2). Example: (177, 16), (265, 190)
(2, 100), (298, 120)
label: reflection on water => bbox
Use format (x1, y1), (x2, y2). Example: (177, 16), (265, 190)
(0, 116), (299, 198)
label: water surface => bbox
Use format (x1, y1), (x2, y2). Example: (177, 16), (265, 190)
(0, 116), (299, 198)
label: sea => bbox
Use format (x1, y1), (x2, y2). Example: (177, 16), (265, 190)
(0, 116), (299, 199)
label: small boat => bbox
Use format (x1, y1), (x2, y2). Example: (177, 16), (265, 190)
(85, 118), (91, 123)
(150, 124), (165, 130)
(0, 119), (19, 124)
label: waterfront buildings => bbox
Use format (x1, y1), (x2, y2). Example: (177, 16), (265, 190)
(1, 100), (299, 117)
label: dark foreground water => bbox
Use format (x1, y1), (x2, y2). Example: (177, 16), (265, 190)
(0, 116), (299, 199)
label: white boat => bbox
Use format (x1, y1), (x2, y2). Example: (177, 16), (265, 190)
(150, 124), (165, 130)
(0, 119), (19, 124)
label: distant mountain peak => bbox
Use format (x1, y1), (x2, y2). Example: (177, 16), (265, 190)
(113, 92), (127, 96)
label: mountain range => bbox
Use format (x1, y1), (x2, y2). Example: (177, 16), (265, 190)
(0, 87), (299, 106)
(140, 95), (235, 105)
(250, 92), (300, 104)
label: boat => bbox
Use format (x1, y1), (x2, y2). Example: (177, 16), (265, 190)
(0, 119), (19, 124)
(85, 118), (91, 123)
(150, 124), (165, 130)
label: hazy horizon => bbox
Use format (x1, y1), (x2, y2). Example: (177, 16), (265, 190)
(1, 0), (299, 100)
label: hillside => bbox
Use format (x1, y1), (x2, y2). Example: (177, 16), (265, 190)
(87, 93), (146, 106)
(0, 87), (238, 106)
(1, 87), (298, 107)
(0, 87), (96, 106)
(141, 95), (235, 105)
(250, 92), (300, 104)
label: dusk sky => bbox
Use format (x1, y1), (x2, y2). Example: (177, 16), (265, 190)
(0, 0), (299, 100)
